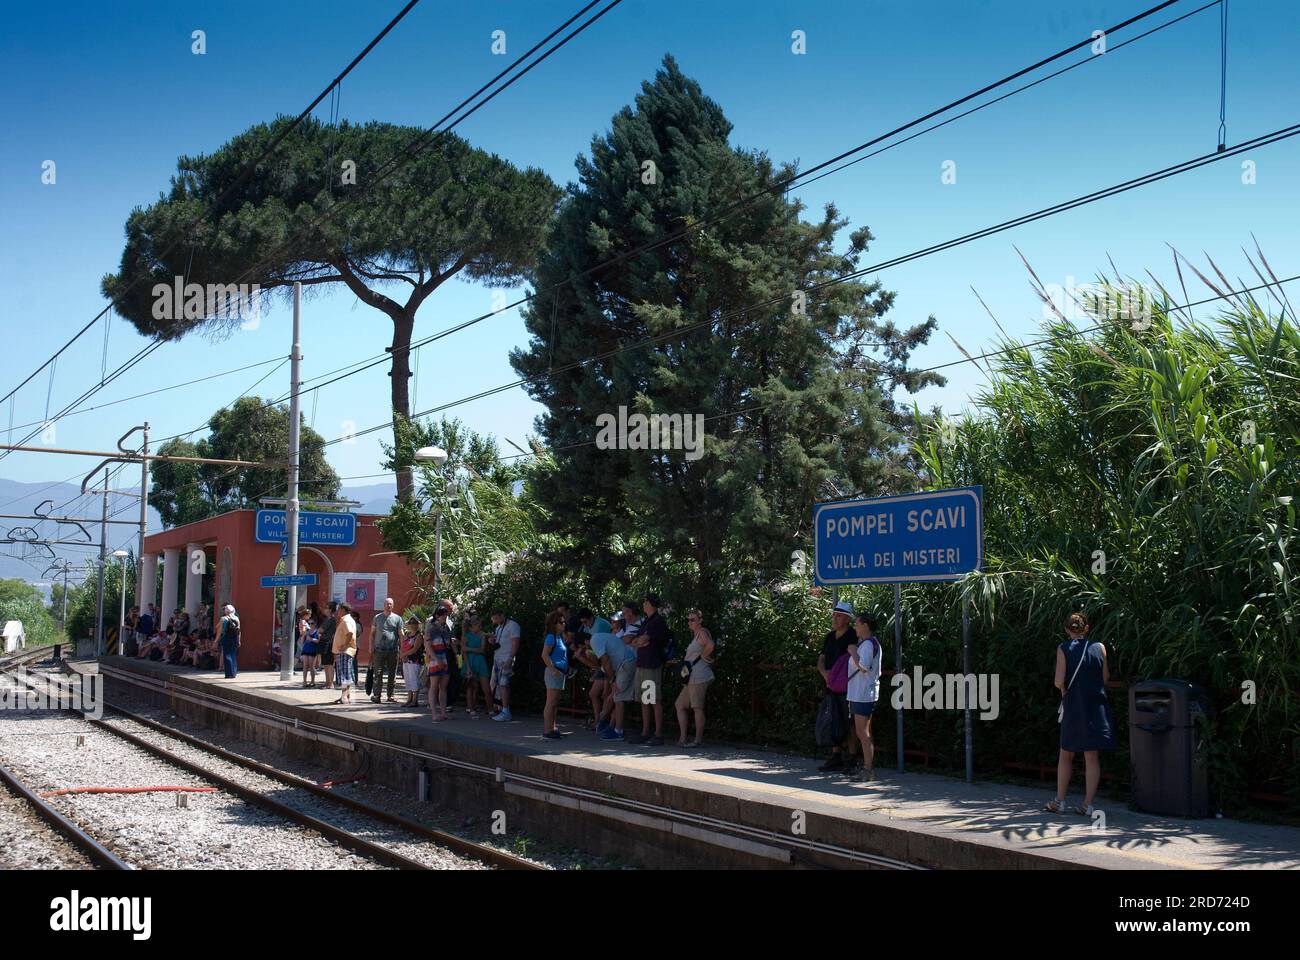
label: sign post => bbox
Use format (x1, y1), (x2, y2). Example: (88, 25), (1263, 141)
(813, 486), (983, 779)
(894, 582), (903, 773)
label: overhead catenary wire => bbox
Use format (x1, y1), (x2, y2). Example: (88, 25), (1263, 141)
(1218, 0), (1230, 151)
(0, 0), (427, 414)
(61, 0), (1200, 471)
(323, 118), (1300, 448)
(490, 272), (1300, 463)
(3, 356), (288, 435)
(226, 269), (1300, 509)
(8, 0), (623, 463)
(260, 0), (1214, 411)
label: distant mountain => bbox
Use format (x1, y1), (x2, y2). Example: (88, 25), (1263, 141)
(0, 476), (394, 587)
(341, 482), (396, 516)
(0, 477), (162, 588)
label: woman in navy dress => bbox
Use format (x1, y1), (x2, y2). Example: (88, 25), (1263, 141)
(1046, 612), (1116, 816)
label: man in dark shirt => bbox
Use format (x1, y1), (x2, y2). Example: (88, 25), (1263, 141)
(816, 600), (861, 773)
(632, 594), (669, 746)
(318, 602), (338, 689)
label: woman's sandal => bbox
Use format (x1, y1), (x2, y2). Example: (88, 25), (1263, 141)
(1044, 799), (1064, 813)
(331, 698), (345, 705)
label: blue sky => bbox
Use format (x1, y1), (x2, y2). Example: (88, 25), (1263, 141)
(2, 0), (1297, 503)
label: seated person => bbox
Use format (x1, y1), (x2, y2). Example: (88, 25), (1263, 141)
(149, 628), (170, 661)
(197, 634), (219, 670)
(180, 629), (199, 666)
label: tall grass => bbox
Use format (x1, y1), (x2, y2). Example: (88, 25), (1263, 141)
(913, 258), (1299, 808)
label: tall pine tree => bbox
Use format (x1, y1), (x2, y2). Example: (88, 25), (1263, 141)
(511, 56), (941, 609)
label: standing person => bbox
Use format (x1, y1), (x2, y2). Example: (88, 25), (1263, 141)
(595, 612), (635, 741)
(293, 607), (310, 683)
(579, 608), (612, 637)
(1046, 612), (1116, 816)
(400, 615), (424, 707)
(540, 612), (568, 740)
(631, 594), (669, 746)
(461, 614), (492, 717)
(299, 611), (319, 688)
(424, 603), (452, 721)
(444, 612), (463, 713)
(217, 605), (241, 679)
(846, 612), (882, 782)
(369, 597), (403, 704)
(816, 601), (860, 774)
(489, 610), (520, 722)
(318, 601), (338, 689)
(574, 631), (604, 730)
(135, 605), (155, 657)
(674, 610), (716, 747)
(331, 602), (358, 705)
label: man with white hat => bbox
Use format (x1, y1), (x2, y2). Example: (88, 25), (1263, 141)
(816, 599), (861, 774)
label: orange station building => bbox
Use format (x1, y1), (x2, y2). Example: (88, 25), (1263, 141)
(139, 509), (419, 669)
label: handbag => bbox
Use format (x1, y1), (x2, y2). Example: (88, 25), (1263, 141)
(1058, 641), (1091, 723)
(680, 657), (700, 681)
(815, 691), (850, 746)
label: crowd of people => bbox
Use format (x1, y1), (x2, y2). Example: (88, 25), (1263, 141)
(259, 593), (722, 748)
(124, 602), (242, 677)
(117, 591), (1115, 808)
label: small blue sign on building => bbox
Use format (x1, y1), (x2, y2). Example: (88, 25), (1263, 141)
(813, 486), (983, 585)
(255, 509), (356, 547)
(260, 573), (319, 588)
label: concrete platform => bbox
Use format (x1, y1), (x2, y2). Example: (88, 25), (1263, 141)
(84, 657), (1300, 870)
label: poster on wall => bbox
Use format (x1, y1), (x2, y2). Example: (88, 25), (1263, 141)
(331, 572), (388, 611)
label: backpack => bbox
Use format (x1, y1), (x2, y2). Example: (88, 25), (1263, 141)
(827, 652), (850, 694)
(549, 634), (569, 673)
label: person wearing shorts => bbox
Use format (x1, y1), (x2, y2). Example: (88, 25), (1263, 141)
(425, 604), (452, 721)
(489, 611), (520, 722)
(594, 613), (636, 741)
(317, 602), (338, 689)
(674, 609), (716, 746)
(573, 633), (605, 729)
(400, 616), (423, 708)
(540, 612), (568, 740)
(332, 603), (358, 704)
(846, 612), (882, 783)
(460, 615), (491, 716)
(632, 595), (669, 746)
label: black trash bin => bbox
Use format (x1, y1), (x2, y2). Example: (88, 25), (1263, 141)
(1129, 680), (1210, 817)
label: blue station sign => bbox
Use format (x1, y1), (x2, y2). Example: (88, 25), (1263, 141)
(260, 573), (319, 588)
(255, 509), (356, 547)
(813, 486), (983, 585)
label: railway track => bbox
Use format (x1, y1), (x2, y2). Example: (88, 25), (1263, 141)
(0, 756), (131, 870)
(0, 661), (542, 871)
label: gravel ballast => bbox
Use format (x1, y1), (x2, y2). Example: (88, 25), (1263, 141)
(0, 672), (383, 870)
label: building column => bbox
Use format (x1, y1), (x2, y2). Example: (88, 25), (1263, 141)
(184, 542), (204, 616)
(139, 553), (158, 612)
(161, 547), (180, 621)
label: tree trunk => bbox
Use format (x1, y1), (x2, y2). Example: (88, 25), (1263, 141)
(390, 310), (416, 501)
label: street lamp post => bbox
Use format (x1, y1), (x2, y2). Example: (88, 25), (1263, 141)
(113, 549), (130, 656)
(413, 446), (448, 594)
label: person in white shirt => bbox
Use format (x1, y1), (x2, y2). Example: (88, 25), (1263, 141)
(847, 612), (883, 782)
(489, 610), (520, 722)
